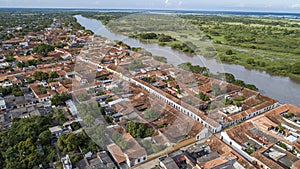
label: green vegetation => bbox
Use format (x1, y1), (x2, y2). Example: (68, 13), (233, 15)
(50, 71), (59, 79)
(0, 86), (23, 96)
(180, 14), (300, 79)
(4, 56), (16, 62)
(157, 123), (168, 128)
(33, 71), (49, 81)
(233, 96), (246, 102)
(246, 147), (254, 154)
(283, 113), (295, 119)
(153, 56), (167, 63)
(178, 62), (209, 75)
(70, 122), (81, 131)
(16, 59), (42, 68)
(163, 76), (175, 83)
(105, 97), (114, 104)
(82, 12), (131, 25)
(211, 73), (258, 91)
(0, 115), (55, 168)
(96, 91), (106, 96)
(111, 132), (128, 150)
(57, 131), (99, 155)
(207, 103), (217, 110)
(52, 109), (68, 126)
(277, 141), (288, 150)
(125, 121), (154, 138)
(50, 93), (71, 106)
(179, 62), (258, 91)
(40, 88), (47, 94)
(130, 32), (194, 53)
(33, 44), (55, 57)
(195, 92), (210, 101)
(0, 10), (85, 41)
(222, 98), (233, 105)
(221, 98), (241, 107)
(275, 124), (286, 133)
(85, 12), (300, 79)
(54, 42), (68, 48)
(142, 77), (156, 83)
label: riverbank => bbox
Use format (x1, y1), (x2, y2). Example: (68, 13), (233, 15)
(75, 15), (300, 107)
(83, 12), (300, 80)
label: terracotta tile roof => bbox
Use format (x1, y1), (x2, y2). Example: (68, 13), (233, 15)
(56, 85), (69, 94)
(49, 82), (59, 87)
(265, 104), (300, 125)
(205, 135), (256, 169)
(133, 78), (220, 128)
(107, 144), (126, 164)
(292, 159), (300, 169)
(14, 55), (36, 62)
(3, 38), (26, 44)
(199, 152), (237, 169)
(226, 122), (256, 145)
(29, 84), (54, 99)
(228, 100), (277, 122)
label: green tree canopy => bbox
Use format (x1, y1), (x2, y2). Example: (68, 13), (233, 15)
(33, 71), (49, 81)
(125, 121), (154, 138)
(33, 44), (55, 57)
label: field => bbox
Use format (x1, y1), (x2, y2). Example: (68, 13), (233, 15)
(82, 12), (300, 79)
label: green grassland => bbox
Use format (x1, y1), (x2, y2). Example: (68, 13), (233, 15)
(83, 12), (300, 79)
(182, 15), (300, 79)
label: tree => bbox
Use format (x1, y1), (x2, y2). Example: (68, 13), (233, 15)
(40, 88), (47, 94)
(196, 92), (210, 101)
(53, 109), (68, 126)
(16, 61), (24, 68)
(50, 93), (71, 106)
(4, 56), (16, 62)
(38, 130), (51, 145)
(291, 62), (300, 74)
(126, 121), (154, 138)
(33, 71), (49, 81)
(50, 71), (59, 78)
(225, 49), (233, 55)
(33, 44), (54, 57)
(158, 34), (173, 42)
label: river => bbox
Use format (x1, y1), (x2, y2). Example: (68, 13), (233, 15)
(75, 15), (300, 107)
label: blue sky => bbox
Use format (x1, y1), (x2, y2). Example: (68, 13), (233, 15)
(1, 0), (300, 12)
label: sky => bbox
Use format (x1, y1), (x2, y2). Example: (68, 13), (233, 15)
(0, 0), (300, 12)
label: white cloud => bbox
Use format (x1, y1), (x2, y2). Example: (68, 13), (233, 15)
(289, 4), (300, 8)
(165, 0), (169, 4)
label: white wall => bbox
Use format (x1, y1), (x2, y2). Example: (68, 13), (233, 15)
(221, 132), (254, 162)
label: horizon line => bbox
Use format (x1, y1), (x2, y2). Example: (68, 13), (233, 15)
(0, 7), (299, 14)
